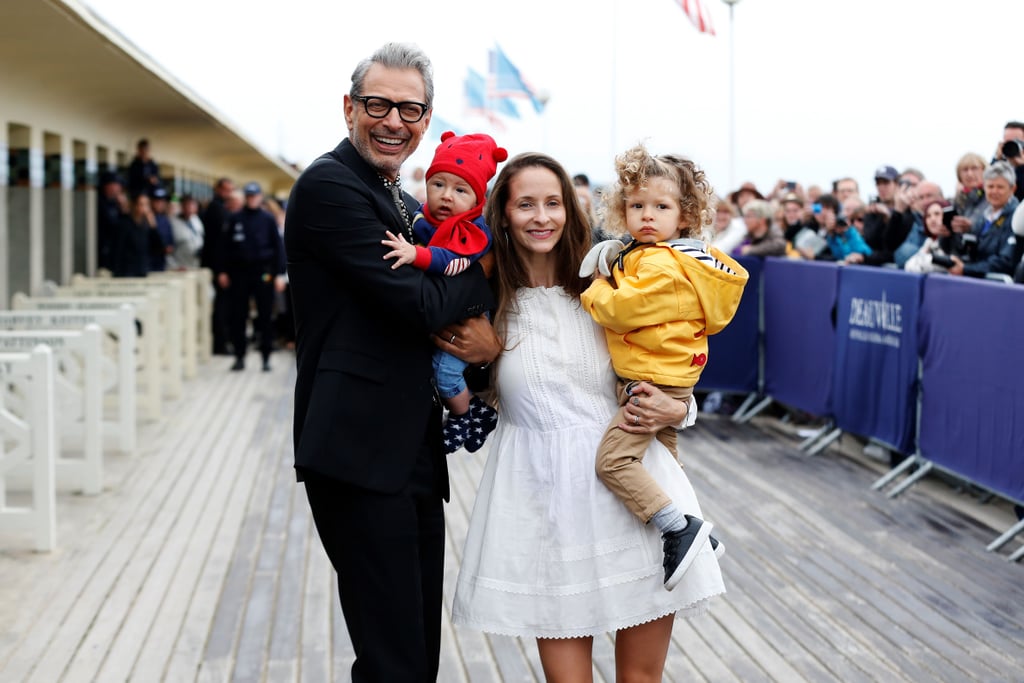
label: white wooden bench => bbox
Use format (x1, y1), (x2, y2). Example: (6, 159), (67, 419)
(71, 275), (198, 380)
(146, 269), (214, 365)
(51, 286), (182, 400)
(0, 327), (103, 496)
(0, 346), (57, 552)
(12, 294), (162, 421)
(0, 307), (137, 454)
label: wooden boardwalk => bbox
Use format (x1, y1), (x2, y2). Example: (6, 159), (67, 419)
(1, 352), (1022, 682)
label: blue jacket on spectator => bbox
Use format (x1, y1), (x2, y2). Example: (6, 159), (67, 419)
(894, 213), (925, 267)
(826, 226), (873, 261)
(963, 196), (1021, 278)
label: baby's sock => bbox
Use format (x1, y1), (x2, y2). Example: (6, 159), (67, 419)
(651, 503), (686, 535)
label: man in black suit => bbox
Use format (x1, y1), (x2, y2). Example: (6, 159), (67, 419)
(284, 43), (499, 682)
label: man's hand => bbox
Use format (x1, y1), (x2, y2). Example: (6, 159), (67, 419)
(217, 273), (230, 288)
(382, 230), (417, 269)
(435, 315), (502, 365)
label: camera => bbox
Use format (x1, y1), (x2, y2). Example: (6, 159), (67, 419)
(785, 180), (797, 191)
(942, 205), (958, 230)
(1002, 139), (1024, 159)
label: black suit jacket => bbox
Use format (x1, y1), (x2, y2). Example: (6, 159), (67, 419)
(284, 139), (493, 498)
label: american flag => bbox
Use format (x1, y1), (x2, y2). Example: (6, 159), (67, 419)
(676, 0), (716, 35)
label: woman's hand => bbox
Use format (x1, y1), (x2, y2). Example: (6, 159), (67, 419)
(619, 381), (689, 433)
(435, 314), (502, 365)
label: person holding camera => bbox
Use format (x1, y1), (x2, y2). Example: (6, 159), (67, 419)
(893, 179), (943, 268)
(993, 121), (1024, 201)
(904, 199), (958, 274)
(847, 165), (907, 266)
(945, 161), (1021, 278)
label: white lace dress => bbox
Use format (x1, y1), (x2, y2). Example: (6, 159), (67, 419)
(452, 286), (725, 639)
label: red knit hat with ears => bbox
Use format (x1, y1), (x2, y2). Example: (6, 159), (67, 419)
(426, 131), (508, 205)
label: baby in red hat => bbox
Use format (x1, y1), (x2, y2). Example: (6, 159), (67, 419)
(383, 130), (508, 454)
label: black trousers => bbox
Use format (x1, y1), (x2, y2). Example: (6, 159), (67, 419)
(303, 466), (445, 682)
(227, 269), (275, 360)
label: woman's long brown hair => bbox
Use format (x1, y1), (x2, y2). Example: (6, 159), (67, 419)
(484, 152), (592, 338)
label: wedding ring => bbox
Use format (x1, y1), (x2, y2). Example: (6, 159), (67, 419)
(449, 334), (457, 344)
(634, 415), (640, 425)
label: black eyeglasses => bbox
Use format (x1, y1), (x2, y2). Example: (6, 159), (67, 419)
(352, 95), (429, 123)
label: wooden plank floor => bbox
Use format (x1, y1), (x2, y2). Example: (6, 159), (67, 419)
(2, 354), (1022, 682)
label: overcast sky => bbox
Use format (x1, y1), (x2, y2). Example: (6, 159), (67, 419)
(83, 0), (1022, 201)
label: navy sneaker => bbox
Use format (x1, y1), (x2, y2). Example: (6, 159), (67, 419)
(662, 515), (713, 590)
(709, 535), (725, 559)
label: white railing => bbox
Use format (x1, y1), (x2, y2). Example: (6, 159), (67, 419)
(0, 327), (103, 495)
(13, 294), (163, 420)
(0, 346), (57, 551)
(0, 307), (137, 454)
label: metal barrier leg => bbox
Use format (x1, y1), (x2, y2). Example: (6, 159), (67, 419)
(806, 427), (843, 456)
(871, 455), (919, 491)
(798, 421), (833, 451)
(886, 460), (934, 498)
(986, 518), (1024, 552)
(1009, 544), (1024, 562)
(730, 392), (758, 422)
(734, 395), (773, 424)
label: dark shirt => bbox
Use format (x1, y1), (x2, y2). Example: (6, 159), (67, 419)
(128, 157), (160, 198)
(112, 216), (151, 277)
(147, 214), (174, 272)
(201, 197), (228, 271)
(97, 196), (123, 271)
(220, 207), (286, 274)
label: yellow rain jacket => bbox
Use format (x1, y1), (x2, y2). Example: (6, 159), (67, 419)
(581, 238), (749, 387)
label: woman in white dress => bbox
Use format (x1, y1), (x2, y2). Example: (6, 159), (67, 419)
(446, 153), (725, 682)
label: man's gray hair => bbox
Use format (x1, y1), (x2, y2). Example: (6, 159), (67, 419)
(984, 160), (1017, 186)
(350, 42), (434, 106)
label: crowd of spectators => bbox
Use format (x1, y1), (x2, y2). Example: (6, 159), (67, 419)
(95, 138), (294, 362)
(707, 120), (1024, 283)
(578, 120), (1024, 284)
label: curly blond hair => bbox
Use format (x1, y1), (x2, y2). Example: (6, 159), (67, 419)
(600, 143), (715, 241)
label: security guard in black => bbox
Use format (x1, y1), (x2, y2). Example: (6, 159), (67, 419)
(217, 182), (286, 371)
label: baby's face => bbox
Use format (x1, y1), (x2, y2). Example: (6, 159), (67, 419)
(426, 171), (478, 219)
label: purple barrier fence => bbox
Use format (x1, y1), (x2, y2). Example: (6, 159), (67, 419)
(699, 256), (762, 393)
(762, 259), (838, 416)
(832, 266), (923, 455)
(918, 276), (1024, 502)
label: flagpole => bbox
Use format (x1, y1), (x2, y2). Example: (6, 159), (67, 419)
(610, 0), (617, 169)
(722, 0), (740, 191)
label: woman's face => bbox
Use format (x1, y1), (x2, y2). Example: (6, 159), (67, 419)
(924, 203), (948, 237)
(504, 166), (566, 257)
(984, 177), (1014, 210)
(958, 163), (985, 190)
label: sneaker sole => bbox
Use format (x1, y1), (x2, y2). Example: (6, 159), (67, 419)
(665, 520), (713, 591)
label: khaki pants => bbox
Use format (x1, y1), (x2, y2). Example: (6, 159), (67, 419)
(595, 380), (693, 523)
